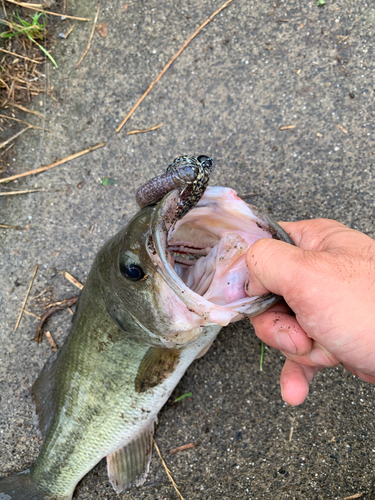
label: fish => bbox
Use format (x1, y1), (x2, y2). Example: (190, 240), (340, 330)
(0, 163), (293, 499)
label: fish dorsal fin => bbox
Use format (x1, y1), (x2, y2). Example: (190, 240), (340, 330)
(106, 417), (157, 493)
(31, 349), (60, 437)
(134, 347), (180, 393)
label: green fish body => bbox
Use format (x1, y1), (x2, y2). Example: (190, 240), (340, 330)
(0, 186), (292, 499)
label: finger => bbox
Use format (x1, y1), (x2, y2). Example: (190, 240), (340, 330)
(341, 364), (375, 385)
(245, 237), (308, 298)
(251, 307), (312, 356)
(277, 219), (348, 250)
(280, 359), (320, 406)
(282, 341), (340, 368)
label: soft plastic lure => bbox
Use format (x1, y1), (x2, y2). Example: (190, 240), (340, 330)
(135, 154), (213, 219)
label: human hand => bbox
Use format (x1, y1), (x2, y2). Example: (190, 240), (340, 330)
(245, 219), (375, 405)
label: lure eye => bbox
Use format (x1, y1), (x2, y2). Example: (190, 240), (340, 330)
(120, 263), (145, 281)
(197, 155), (213, 169)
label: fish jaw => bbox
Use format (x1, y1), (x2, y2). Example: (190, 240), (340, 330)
(149, 186), (293, 328)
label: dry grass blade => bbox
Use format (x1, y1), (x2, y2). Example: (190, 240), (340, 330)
(11, 103), (45, 117)
(2, 0), (8, 19)
(63, 24), (75, 39)
(0, 47), (43, 63)
(75, 0), (101, 69)
(168, 442), (199, 455)
(127, 123), (163, 135)
(279, 124), (295, 130)
(153, 439), (185, 500)
(0, 188), (41, 195)
(116, 0), (235, 133)
(0, 127), (30, 149)
(14, 264), (38, 332)
(0, 141), (105, 184)
(5, 0), (90, 20)
(343, 494), (362, 500)
(63, 271), (84, 289)
(0, 223), (23, 229)
(24, 309), (41, 319)
(337, 124), (348, 134)
(0, 113), (52, 131)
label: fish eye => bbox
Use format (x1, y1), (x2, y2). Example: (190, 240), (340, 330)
(120, 263), (145, 281)
(197, 155), (213, 169)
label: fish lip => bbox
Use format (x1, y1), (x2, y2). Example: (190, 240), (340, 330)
(149, 189), (217, 323)
(148, 188), (284, 326)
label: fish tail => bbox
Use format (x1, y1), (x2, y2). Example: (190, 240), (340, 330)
(0, 470), (71, 500)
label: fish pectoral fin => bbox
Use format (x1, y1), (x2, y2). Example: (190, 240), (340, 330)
(106, 417), (157, 493)
(134, 347), (180, 393)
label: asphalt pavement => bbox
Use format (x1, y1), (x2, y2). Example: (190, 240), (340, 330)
(1, 0), (375, 498)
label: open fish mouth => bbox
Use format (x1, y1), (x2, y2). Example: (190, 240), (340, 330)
(150, 186), (293, 328)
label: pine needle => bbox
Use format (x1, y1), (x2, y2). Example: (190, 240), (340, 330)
(14, 264), (38, 332)
(153, 439), (185, 500)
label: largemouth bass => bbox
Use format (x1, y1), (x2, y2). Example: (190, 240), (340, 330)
(0, 159), (292, 499)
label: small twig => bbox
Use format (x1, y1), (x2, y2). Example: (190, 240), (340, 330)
(24, 309), (41, 319)
(0, 114), (52, 131)
(63, 24), (75, 39)
(169, 442), (199, 455)
(343, 494), (362, 500)
(0, 142), (105, 184)
(337, 124), (348, 134)
(75, 0), (101, 69)
(0, 188), (42, 196)
(1, 0), (8, 19)
(45, 331), (58, 351)
(0, 223), (23, 230)
(11, 103), (45, 118)
(153, 439), (185, 500)
(4, 0), (43, 7)
(127, 123), (163, 135)
(4, 0), (90, 20)
(116, 0), (234, 133)
(279, 124), (295, 130)
(0, 47), (43, 63)
(15, 264), (38, 332)
(35, 295), (79, 342)
(63, 271), (84, 289)
(43, 299), (70, 309)
(0, 127), (30, 149)
(0, 142), (15, 156)
(289, 425), (294, 442)
(33, 288), (48, 300)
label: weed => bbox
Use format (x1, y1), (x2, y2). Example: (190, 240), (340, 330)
(0, 11), (57, 68)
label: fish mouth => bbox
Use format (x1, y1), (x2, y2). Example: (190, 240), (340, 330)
(150, 187), (292, 327)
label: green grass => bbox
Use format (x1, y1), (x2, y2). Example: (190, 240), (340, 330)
(174, 392), (192, 403)
(0, 11), (57, 68)
(260, 341), (264, 371)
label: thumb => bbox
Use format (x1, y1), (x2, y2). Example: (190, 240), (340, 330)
(245, 237), (307, 299)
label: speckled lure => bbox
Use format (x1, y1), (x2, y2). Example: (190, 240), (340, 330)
(136, 155), (213, 220)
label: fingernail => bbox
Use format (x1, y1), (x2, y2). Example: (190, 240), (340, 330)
(310, 346), (333, 366)
(276, 330), (297, 354)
